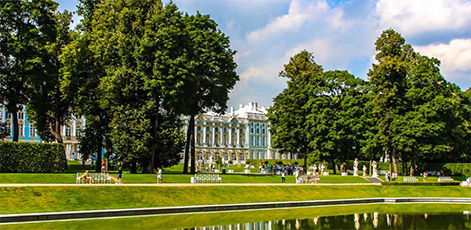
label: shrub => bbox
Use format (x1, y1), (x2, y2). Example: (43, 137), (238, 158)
(0, 141), (66, 173)
(443, 163), (471, 177)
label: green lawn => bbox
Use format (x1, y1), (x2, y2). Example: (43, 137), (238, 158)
(0, 185), (469, 214)
(3, 161), (466, 184)
(0, 172), (372, 184)
(1, 203), (469, 230)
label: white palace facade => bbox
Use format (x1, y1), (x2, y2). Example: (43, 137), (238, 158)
(181, 102), (295, 164)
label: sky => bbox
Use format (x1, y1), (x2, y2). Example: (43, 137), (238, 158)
(57, 0), (471, 109)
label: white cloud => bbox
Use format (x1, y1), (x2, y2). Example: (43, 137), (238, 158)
(415, 39), (471, 88)
(376, 0), (471, 37)
(246, 0), (333, 42)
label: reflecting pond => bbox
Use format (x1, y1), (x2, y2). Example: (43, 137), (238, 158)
(189, 212), (470, 230)
(2, 204), (470, 229)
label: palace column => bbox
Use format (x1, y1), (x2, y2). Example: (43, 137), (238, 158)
(202, 124), (207, 146)
(228, 127), (232, 148)
(212, 125), (216, 146)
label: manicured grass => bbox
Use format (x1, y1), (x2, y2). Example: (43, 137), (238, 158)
(1, 203), (469, 229)
(0, 172), (371, 184)
(0, 185), (469, 214)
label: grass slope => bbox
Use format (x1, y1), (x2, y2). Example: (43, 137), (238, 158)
(0, 185), (469, 214)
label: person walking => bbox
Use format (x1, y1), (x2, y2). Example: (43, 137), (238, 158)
(116, 167), (123, 184)
(157, 167), (163, 183)
(101, 160), (106, 174)
(281, 170), (286, 183)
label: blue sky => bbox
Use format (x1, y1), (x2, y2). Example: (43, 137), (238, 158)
(57, 0), (471, 109)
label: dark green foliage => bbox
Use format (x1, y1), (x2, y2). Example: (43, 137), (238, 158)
(0, 0), (58, 142)
(381, 182), (460, 186)
(443, 163), (471, 177)
(0, 141), (66, 173)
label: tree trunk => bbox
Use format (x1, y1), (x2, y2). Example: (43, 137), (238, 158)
(105, 134), (113, 172)
(148, 114), (158, 174)
(303, 147), (307, 171)
(50, 117), (63, 143)
(409, 149), (416, 176)
(12, 109), (19, 142)
(392, 147), (398, 173)
(401, 154), (405, 176)
(332, 159), (336, 174)
(183, 115), (194, 174)
(130, 160), (137, 174)
(369, 159), (372, 176)
(95, 135), (103, 173)
(190, 115), (196, 174)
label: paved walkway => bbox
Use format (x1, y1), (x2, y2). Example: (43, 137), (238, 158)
(0, 183), (380, 187)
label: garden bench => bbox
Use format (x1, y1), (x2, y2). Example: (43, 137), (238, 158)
(76, 172), (112, 184)
(195, 174), (222, 183)
(438, 176), (454, 182)
(403, 176), (419, 182)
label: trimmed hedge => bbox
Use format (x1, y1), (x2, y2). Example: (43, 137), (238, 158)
(0, 141), (66, 173)
(381, 181), (461, 186)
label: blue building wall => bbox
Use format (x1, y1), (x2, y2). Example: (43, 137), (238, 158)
(1, 105), (42, 143)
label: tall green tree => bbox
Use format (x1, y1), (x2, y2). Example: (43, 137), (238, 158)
(268, 50), (323, 170)
(367, 29), (416, 174)
(180, 12), (238, 174)
(305, 70), (365, 173)
(0, 0), (57, 141)
(26, 10), (73, 144)
(61, 0), (110, 172)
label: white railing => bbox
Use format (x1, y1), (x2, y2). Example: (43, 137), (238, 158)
(403, 176), (419, 182)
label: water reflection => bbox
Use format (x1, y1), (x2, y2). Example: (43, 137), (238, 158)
(178, 212), (470, 230)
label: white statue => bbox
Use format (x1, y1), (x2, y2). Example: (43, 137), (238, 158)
(372, 161), (378, 178)
(353, 158), (359, 176)
(320, 164), (325, 174)
(362, 165), (367, 176)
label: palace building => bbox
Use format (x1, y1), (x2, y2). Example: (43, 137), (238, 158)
(0, 104), (85, 160)
(2, 102), (294, 163)
(181, 102), (295, 165)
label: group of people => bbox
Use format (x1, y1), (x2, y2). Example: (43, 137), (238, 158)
(384, 171), (398, 182)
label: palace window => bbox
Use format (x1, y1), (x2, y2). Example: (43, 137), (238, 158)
(19, 123), (24, 136)
(215, 134), (220, 146)
(18, 112), (24, 120)
(206, 133), (211, 146)
(197, 133), (202, 146)
(76, 126), (82, 137)
(6, 112), (11, 119)
(231, 134), (236, 146)
(65, 125), (72, 137)
(6, 122), (11, 136)
(29, 124), (37, 137)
